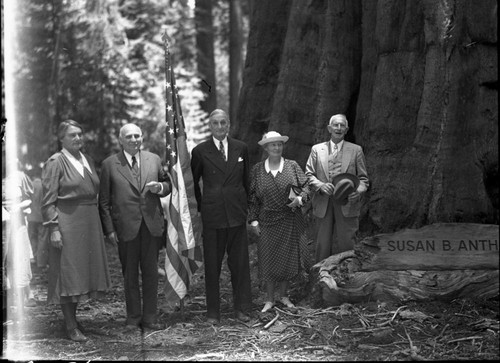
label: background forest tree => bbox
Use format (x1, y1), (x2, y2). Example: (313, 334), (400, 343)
(4, 0), (498, 236)
(235, 0), (498, 233)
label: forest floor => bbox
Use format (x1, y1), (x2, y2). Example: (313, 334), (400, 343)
(3, 238), (499, 361)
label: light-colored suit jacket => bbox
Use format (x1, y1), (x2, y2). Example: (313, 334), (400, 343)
(99, 150), (170, 242)
(305, 141), (369, 218)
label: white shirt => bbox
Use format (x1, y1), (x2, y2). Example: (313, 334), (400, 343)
(213, 136), (228, 160)
(122, 150), (163, 193)
(123, 150), (140, 169)
(330, 139), (344, 156)
(61, 148), (92, 177)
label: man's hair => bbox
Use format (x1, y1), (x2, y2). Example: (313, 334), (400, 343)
(119, 123), (142, 139)
(58, 119), (84, 141)
(209, 109), (229, 121)
(328, 114), (349, 129)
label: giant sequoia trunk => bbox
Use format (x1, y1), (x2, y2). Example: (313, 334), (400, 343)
(235, 0), (498, 232)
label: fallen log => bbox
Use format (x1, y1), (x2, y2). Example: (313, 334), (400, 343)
(312, 223), (499, 305)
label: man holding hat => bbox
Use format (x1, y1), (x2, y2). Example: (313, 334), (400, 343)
(305, 114), (369, 263)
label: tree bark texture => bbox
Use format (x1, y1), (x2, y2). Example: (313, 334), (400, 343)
(195, 0), (217, 113)
(229, 0), (244, 123)
(236, 0), (498, 231)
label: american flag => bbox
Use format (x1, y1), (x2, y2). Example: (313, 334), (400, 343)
(162, 33), (203, 305)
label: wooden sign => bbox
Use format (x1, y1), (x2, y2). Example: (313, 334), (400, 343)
(311, 223), (499, 305)
(356, 223), (499, 271)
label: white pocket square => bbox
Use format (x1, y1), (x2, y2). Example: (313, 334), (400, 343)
(238, 157), (244, 162)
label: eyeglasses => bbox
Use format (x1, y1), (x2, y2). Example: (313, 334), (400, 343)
(331, 123), (347, 129)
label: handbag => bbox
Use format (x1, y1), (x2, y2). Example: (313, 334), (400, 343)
(284, 180), (308, 205)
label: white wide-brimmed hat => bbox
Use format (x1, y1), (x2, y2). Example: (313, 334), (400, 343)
(258, 131), (289, 146)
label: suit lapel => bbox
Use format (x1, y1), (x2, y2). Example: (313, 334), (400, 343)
(341, 142), (352, 173)
(319, 142), (330, 180)
(139, 152), (151, 191)
(225, 138), (239, 175)
(206, 140), (227, 173)
(116, 152), (141, 192)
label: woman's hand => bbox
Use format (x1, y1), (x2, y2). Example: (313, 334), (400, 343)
(249, 223), (261, 236)
(50, 230), (63, 249)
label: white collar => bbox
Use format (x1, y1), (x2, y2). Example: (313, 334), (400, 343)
(265, 157), (284, 174)
(61, 148), (92, 177)
(213, 137), (227, 147)
(123, 150), (140, 167)
(330, 139), (344, 151)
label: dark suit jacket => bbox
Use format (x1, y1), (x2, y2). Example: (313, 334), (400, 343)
(191, 137), (250, 229)
(99, 150), (170, 242)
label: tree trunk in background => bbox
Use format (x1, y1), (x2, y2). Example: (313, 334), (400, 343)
(237, 0), (498, 232)
(232, 0), (292, 159)
(195, 0), (217, 113)
(229, 0), (244, 123)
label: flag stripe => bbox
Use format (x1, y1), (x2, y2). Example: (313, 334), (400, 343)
(162, 33), (203, 305)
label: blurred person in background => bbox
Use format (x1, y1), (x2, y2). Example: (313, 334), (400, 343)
(26, 166), (49, 272)
(2, 159), (36, 323)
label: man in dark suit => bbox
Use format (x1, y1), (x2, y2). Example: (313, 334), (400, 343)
(305, 114), (369, 263)
(99, 123), (170, 331)
(191, 109), (252, 324)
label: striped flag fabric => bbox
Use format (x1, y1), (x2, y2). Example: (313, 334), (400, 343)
(162, 33), (203, 305)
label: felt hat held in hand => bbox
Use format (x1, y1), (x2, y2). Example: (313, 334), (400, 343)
(332, 173), (360, 205)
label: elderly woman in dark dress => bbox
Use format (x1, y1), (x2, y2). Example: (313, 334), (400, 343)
(248, 131), (310, 313)
(42, 120), (111, 342)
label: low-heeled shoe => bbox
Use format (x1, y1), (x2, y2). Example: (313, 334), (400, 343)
(67, 328), (88, 342)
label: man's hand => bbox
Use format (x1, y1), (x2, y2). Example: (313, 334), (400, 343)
(319, 182), (335, 196)
(50, 230), (63, 249)
(107, 232), (119, 245)
(348, 190), (361, 202)
(145, 181), (162, 194)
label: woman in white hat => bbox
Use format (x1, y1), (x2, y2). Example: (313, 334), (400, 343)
(248, 131), (310, 312)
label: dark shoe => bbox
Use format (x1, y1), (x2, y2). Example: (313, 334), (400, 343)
(206, 317), (220, 325)
(235, 310), (250, 322)
(67, 328), (88, 342)
(76, 322), (85, 334)
(142, 322), (166, 331)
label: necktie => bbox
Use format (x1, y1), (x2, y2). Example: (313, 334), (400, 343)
(219, 141), (226, 161)
(332, 143), (338, 157)
(131, 155), (140, 184)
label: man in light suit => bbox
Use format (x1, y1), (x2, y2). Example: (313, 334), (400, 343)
(99, 123), (170, 331)
(191, 109), (252, 324)
(305, 114), (369, 263)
